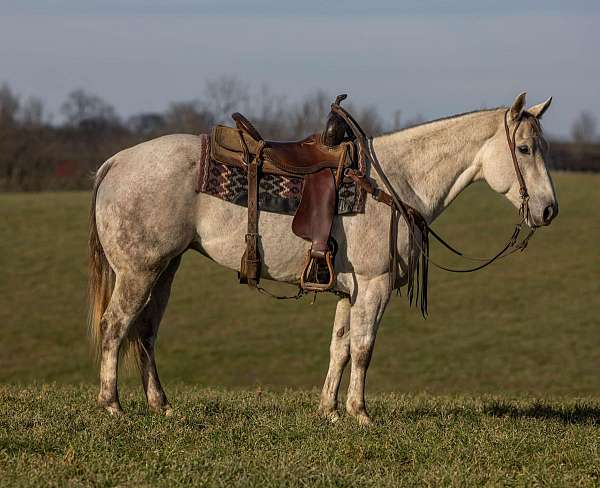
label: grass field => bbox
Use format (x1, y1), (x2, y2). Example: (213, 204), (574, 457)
(1, 386), (598, 487)
(1, 172), (599, 486)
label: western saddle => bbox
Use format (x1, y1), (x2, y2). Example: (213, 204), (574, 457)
(210, 94), (359, 293)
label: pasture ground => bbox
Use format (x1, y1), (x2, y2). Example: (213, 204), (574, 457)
(1, 385), (599, 487)
(1, 172), (599, 486)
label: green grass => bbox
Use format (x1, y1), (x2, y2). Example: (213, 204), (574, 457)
(1, 385), (598, 487)
(0, 172), (599, 486)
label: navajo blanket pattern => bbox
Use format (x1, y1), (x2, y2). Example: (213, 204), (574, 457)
(196, 135), (367, 216)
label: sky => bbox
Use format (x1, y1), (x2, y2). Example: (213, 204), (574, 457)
(0, 0), (598, 137)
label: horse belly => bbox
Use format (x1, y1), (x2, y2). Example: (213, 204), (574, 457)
(194, 194), (308, 283)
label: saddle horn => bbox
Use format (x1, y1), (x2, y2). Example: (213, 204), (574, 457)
(322, 94), (352, 147)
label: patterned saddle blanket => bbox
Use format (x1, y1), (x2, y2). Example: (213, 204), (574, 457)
(195, 135), (367, 216)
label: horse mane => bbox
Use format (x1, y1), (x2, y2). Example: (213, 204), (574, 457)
(376, 107), (503, 138)
(377, 106), (543, 138)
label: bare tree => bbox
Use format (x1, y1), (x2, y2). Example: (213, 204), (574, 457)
(244, 83), (289, 139)
(391, 110), (402, 132)
(571, 111), (597, 143)
(287, 90), (331, 137)
(204, 76), (249, 123)
(347, 103), (385, 136)
(164, 101), (214, 134)
(0, 83), (20, 127)
(61, 89), (119, 127)
(19, 97), (48, 127)
(128, 113), (166, 136)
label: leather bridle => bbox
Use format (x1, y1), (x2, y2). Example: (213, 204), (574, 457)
(417, 109), (537, 272)
(503, 109), (531, 222)
(384, 109), (536, 269)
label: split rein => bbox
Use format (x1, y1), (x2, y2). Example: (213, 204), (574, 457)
(411, 110), (536, 273)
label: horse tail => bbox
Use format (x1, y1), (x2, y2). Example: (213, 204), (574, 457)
(88, 158), (116, 361)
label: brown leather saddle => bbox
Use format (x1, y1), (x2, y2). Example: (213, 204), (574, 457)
(210, 95), (356, 292)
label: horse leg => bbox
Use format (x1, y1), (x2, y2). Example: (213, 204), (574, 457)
(97, 270), (159, 415)
(346, 273), (391, 425)
(319, 297), (351, 422)
(133, 257), (181, 415)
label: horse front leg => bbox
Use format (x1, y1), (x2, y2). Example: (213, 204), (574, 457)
(346, 273), (391, 425)
(319, 297), (351, 422)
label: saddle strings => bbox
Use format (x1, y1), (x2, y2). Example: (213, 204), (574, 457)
(331, 102), (430, 315)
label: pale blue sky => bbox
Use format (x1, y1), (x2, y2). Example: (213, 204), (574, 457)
(0, 1), (598, 136)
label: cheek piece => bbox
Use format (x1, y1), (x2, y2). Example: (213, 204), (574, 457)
(503, 110), (530, 221)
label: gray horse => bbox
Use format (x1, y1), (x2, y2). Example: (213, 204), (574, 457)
(89, 92), (557, 424)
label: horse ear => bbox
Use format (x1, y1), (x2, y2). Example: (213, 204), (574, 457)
(527, 97), (552, 119)
(510, 92), (527, 120)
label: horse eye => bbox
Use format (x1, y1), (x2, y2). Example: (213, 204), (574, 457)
(518, 145), (530, 155)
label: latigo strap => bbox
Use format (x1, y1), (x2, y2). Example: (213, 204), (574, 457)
(239, 139), (264, 287)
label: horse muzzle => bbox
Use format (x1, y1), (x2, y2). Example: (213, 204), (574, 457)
(541, 202), (558, 226)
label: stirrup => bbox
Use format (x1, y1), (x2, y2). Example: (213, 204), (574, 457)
(300, 250), (335, 292)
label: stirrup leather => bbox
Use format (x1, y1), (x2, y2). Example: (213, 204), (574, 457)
(239, 232), (261, 286)
(300, 249), (335, 292)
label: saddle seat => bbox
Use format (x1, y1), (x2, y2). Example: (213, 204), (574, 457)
(265, 136), (347, 174)
(230, 112), (352, 175)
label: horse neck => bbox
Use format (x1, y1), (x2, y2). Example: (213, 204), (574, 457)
(372, 109), (502, 222)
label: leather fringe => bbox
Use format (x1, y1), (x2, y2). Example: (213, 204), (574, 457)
(388, 204), (429, 317)
(405, 210), (429, 318)
(331, 96), (431, 317)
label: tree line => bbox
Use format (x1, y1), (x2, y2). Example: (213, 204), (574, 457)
(0, 78), (597, 191)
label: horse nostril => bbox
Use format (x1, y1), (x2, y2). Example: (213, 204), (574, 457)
(543, 205), (555, 224)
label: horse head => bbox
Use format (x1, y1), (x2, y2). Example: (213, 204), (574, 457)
(480, 92), (558, 227)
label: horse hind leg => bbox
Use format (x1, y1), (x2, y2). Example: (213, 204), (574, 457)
(97, 269), (159, 415)
(130, 256), (181, 415)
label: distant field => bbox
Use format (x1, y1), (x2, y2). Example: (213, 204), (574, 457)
(1, 172), (599, 486)
(1, 172), (598, 393)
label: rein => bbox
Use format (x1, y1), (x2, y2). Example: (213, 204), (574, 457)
(410, 109), (537, 270)
(331, 101), (537, 316)
(426, 110), (536, 266)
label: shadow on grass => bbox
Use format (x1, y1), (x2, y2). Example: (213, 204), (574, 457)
(483, 400), (600, 426)
(397, 399), (600, 426)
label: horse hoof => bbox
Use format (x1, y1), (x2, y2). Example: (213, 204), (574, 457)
(102, 403), (124, 416)
(97, 394), (124, 415)
(346, 403), (373, 426)
(325, 410), (340, 423)
(319, 404), (341, 423)
(356, 413), (373, 426)
(150, 403), (173, 416)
